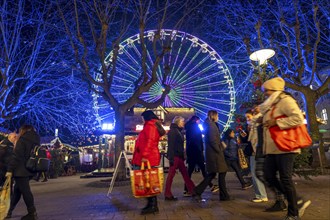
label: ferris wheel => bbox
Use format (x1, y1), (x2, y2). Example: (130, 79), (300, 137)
(93, 29), (236, 130)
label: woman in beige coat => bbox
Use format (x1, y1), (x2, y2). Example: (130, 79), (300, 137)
(260, 77), (311, 220)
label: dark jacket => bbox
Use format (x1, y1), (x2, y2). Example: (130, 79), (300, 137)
(167, 123), (185, 163)
(255, 124), (265, 158)
(223, 138), (239, 161)
(0, 138), (14, 173)
(240, 126), (253, 156)
(203, 119), (227, 173)
(132, 119), (164, 166)
(8, 130), (40, 177)
(185, 120), (204, 164)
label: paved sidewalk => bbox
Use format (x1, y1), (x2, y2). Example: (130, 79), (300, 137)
(8, 172), (330, 220)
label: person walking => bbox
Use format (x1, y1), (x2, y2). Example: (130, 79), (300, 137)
(193, 110), (230, 201)
(132, 110), (166, 215)
(248, 106), (288, 211)
(5, 125), (40, 220)
(222, 128), (253, 190)
(260, 77), (311, 220)
(0, 133), (17, 188)
(245, 108), (269, 202)
(164, 116), (195, 200)
(184, 116), (218, 196)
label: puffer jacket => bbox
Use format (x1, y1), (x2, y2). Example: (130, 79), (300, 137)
(132, 119), (164, 166)
(223, 138), (239, 161)
(263, 93), (304, 155)
(8, 130), (40, 177)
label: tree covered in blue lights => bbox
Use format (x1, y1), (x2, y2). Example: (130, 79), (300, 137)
(201, 0), (329, 167)
(0, 0), (96, 139)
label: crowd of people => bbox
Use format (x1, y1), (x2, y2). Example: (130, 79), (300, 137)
(0, 77), (312, 220)
(132, 77), (312, 220)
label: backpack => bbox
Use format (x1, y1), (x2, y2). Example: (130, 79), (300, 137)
(26, 145), (50, 173)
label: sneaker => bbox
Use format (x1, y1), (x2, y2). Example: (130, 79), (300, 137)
(242, 183), (253, 190)
(298, 199), (311, 217)
(283, 215), (299, 220)
(183, 191), (192, 197)
(252, 197), (268, 203)
(210, 185), (219, 193)
(192, 194), (205, 202)
(265, 200), (287, 212)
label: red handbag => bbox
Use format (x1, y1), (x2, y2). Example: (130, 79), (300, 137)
(130, 161), (164, 198)
(269, 106), (312, 152)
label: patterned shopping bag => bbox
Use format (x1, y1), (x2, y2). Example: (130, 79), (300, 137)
(130, 161), (164, 198)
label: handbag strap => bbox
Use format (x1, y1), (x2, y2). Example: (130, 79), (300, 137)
(140, 160), (151, 170)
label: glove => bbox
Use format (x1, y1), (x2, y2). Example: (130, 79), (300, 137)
(5, 172), (12, 178)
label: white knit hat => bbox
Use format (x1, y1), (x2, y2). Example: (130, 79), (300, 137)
(262, 77), (285, 91)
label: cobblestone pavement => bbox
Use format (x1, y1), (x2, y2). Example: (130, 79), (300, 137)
(8, 172), (330, 220)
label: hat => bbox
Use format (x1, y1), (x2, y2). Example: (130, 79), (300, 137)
(141, 110), (159, 121)
(262, 77), (285, 91)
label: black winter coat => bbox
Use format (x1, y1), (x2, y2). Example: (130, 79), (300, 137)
(8, 130), (40, 177)
(167, 123), (185, 163)
(185, 120), (204, 164)
(0, 138), (14, 172)
(203, 119), (227, 173)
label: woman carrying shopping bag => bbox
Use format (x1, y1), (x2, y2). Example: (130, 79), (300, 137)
(132, 110), (166, 215)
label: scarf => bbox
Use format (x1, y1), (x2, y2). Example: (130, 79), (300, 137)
(259, 91), (282, 115)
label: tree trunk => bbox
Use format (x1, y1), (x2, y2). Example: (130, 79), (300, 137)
(114, 109), (127, 181)
(305, 92), (327, 170)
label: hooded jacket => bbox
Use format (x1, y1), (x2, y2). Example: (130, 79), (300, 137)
(8, 130), (40, 177)
(132, 119), (163, 166)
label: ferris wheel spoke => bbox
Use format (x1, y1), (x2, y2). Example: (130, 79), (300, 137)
(172, 46), (203, 85)
(175, 51), (211, 85)
(183, 81), (229, 91)
(169, 43), (195, 84)
(167, 41), (184, 85)
(182, 95), (232, 105)
(130, 43), (154, 78)
(181, 98), (229, 115)
(178, 62), (218, 86)
(183, 72), (226, 88)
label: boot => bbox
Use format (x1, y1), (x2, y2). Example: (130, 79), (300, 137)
(141, 197), (152, 211)
(265, 199), (287, 212)
(140, 196), (159, 215)
(21, 206), (38, 220)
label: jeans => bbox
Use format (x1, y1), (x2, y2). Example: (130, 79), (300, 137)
(226, 159), (247, 186)
(264, 154), (298, 216)
(165, 156), (195, 197)
(250, 156), (267, 199)
(194, 172), (229, 200)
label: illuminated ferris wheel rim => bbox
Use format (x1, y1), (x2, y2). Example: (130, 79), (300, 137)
(93, 29), (236, 130)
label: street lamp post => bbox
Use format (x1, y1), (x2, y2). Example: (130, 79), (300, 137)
(249, 48), (276, 80)
(249, 49), (275, 65)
